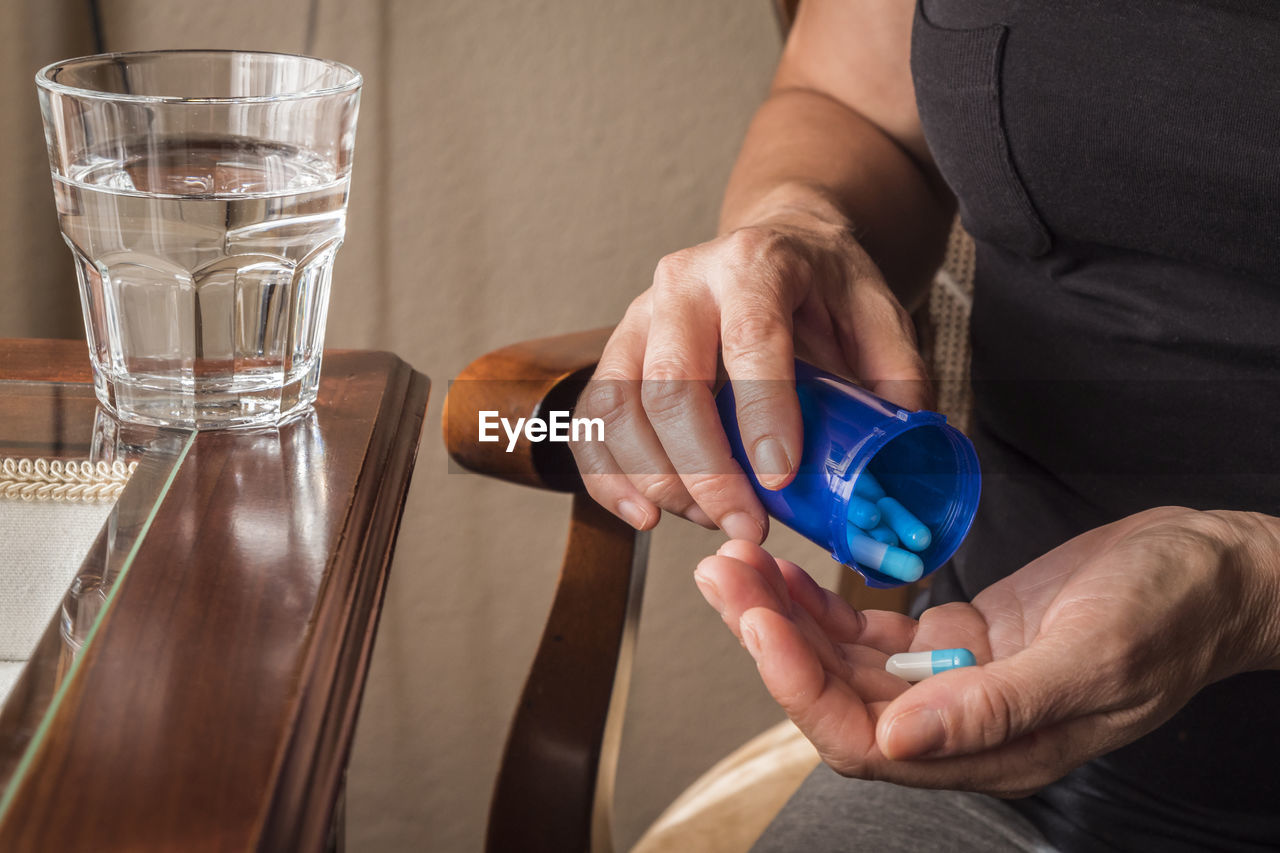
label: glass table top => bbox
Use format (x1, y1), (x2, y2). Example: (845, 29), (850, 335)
(0, 381), (193, 804)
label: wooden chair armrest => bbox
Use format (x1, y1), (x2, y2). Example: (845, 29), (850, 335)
(443, 327), (612, 492)
(445, 327), (645, 852)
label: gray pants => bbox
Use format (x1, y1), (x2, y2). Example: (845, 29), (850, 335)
(751, 765), (1057, 852)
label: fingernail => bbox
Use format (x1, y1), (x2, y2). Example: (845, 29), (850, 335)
(618, 500), (650, 529)
(752, 436), (794, 490)
(739, 615), (762, 656)
(721, 511), (764, 543)
(693, 570), (724, 613)
(884, 707), (947, 760)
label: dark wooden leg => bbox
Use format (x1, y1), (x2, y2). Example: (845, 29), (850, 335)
(485, 496), (646, 853)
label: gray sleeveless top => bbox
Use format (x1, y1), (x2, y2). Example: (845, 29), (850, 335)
(911, 0), (1280, 849)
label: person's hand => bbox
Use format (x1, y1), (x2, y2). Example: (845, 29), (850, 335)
(570, 211), (929, 541)
(693, 508), (1280, 797)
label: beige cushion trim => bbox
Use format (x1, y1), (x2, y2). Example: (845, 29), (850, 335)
(631, 720), (820, 853)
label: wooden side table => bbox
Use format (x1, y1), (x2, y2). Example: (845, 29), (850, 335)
(0, 339), (429, 852)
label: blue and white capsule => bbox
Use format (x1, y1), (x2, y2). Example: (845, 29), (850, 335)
(866, 523), (899, 546)
(853, 469), (887, 502)
(848, 496), (882, 530)
(885, 648), (977, 682)
(846, 532), (924, 583)
(876, 496), (932, 552)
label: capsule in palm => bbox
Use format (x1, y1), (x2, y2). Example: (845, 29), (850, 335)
(885, 648), (977, 682)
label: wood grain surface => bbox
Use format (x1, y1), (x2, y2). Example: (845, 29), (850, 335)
(0, 340), (430, 852)
(0, 338), (94, 383)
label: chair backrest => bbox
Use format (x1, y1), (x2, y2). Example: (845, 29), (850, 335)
(923, 220), (976, 434)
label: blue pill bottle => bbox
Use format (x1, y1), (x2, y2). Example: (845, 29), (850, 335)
(715, 360), (981, 588)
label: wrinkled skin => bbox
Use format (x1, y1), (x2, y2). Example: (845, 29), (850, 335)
(569, 213), (930, 544)
(693, 508), (1280, 797)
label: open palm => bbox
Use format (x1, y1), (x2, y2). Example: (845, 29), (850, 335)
(694, 508), (1272, 796)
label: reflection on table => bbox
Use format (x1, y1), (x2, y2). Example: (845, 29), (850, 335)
(0, 340), (428, 852)
(0, 384), (190, 796)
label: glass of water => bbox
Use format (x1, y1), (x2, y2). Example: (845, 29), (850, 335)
(36, 51), (361, 429)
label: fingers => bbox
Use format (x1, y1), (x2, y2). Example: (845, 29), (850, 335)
(693, 550), (789, 643)
(698, 544), (907, 705)
(739, 596), (1128, 795)
(910, 601), (992, 660)
(851, 610), (920, 655)
(695, 544), (850, 684)
(861, 712), (1120, 798)
(581, 252), (775, 541)
(697, 547), (1113, 793)
(642, 254), (768, 542)
(739, 606), (877, 757)
(696, 541), (918, 664)
(719, 539), (790, 603)
(775, 558), (866, 645)
(574, 297), (714, 529)
(579, 225), (931, 538)
(834, 275), (932, 412)
(713, 235), (805, 492)
(776, 554), (922, 656)
(568, 435), (659, 531)
(791, 297), (851, 378)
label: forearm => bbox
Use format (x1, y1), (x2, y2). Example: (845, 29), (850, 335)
(719, 88), (955, 310)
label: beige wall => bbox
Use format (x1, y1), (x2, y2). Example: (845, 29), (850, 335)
(1, 2), (847, 849)
(1, 0), (96, 338)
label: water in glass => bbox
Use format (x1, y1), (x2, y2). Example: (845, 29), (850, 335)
(54, 137), (347, 428)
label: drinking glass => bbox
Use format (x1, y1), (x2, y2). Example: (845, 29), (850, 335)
(36, 50), (362, 428)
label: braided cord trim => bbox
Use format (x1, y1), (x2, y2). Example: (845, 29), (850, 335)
(0, 457), (137, 503)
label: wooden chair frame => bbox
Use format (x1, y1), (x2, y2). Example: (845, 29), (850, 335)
(445, 329), (646, 853)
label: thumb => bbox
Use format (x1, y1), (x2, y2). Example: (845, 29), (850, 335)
(876, 640), (1108, 760)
